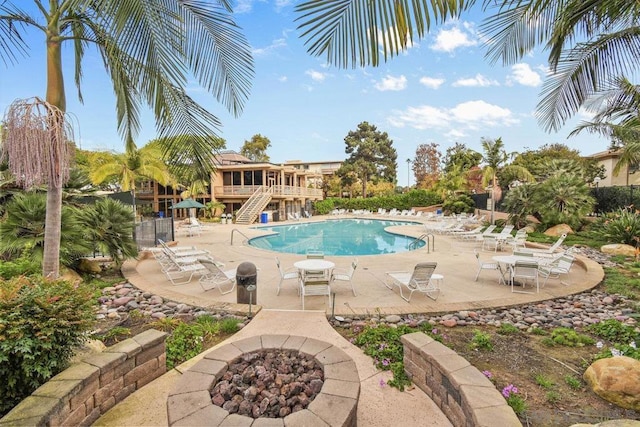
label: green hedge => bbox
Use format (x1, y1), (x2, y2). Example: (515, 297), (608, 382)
(594, 186), (640, 213)
(313, 189), (442, 215)
(0, 276), (96, 416)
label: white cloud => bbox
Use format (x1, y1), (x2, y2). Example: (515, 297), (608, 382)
(508, 63), (542, 87)
(234, 0), (254, 14)
(430, 26), (477, 52)
(375, 75), (407, 91)
(305, 70), (327, 82)
(253, 38), (287, 57)
(419, 76), (445, 89)
(388, 100), (519, 133)
(278, 75), (288, 83)
(452, 74), (499, 87)
(445, 129), (467, 139)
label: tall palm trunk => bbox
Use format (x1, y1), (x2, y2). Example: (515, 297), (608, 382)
(43, 27), (66, 278)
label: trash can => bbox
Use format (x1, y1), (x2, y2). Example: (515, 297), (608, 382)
(260, 212), (268, 224)
(236, 262), (257, 305)
(272, 211), (280, 222)
(436, 209), (442, 215)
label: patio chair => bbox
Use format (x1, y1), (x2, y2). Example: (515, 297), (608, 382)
(275, 257), (299, 295)
(517, 233), (567, 257)
(306, 251), (325, 259)
(160, 253), (208, 285)
(538, 254), (575, 287)
(331, 259), (358, 296)
(385, 262), (441, 302)
(511, 260), (539, 293)
(474, 249), (501, 282)
(198, 259), (236, 294)
(300, 272), (332, 310)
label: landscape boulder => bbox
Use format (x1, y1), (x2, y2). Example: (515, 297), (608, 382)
(583, 356), (640, 411)
(544, 224), (574, 236)
(600, 244), (638, 258)
(77, 258), (102, 274)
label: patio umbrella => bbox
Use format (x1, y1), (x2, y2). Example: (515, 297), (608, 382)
(170, 199), (206, 209)
(170, 199), (206, 219)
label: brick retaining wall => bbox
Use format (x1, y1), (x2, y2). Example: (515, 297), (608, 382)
(402, 332), (522, 427)
(0, 329), (167, 427)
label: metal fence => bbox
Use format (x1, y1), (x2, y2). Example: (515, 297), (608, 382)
(134, 218), (175, 249)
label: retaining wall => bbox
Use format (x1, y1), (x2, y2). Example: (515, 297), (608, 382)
(402, 332), (522, 427)
(0, 329), (167, 427)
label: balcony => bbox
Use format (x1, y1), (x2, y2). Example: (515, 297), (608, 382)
(214, 185), (322, 199)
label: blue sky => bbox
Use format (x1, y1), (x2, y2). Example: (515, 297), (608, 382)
(1, 1), (608, 184)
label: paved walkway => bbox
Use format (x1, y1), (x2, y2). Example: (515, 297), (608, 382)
(95, 215), (604, 426)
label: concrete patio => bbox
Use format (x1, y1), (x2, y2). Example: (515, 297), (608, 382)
(95, 214), (604, 427)
(125, 215), (604, 316)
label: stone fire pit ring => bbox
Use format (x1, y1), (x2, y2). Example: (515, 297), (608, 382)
(167, 335), (359, 426)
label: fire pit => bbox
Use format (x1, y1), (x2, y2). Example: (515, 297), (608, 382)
(167, 335), (359, 426)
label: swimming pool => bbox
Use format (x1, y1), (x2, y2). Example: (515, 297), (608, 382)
(248, 218), (424, 256)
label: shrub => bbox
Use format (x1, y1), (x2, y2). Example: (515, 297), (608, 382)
(593, 208), (640, 247)
(0, 192), (91, 267)
(587, 319), (640, 344)
(0, 250), (40, 279)
(75, 198), (138, 265)
(469, 330), (493, 351)
(0, 276), (96, 416)
(442, 193), (475, 215)
(165, 322), (204, 370)
(541, 327), (595, 347)
(354, 324), (413, 390)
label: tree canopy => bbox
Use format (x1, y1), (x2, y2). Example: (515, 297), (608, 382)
(240, 134), (271, 162)
(337, 122), (397, 198)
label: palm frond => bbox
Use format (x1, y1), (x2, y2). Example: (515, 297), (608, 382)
(536, 27), (640, 131)
(295, 0), (470, 68)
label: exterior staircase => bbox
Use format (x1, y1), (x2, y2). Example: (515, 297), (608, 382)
(234, 186), (273, 224)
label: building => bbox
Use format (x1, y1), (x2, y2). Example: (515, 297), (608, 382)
(137, 151), (333, 223)
(588, 149), (640, 187)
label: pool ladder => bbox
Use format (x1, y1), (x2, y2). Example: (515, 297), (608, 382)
(409, 234), (435, 253)
(230, 229), (251, 245)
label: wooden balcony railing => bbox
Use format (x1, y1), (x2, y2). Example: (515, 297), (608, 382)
(214, 185), (322, 198)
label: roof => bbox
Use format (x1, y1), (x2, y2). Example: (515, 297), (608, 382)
(213, 150), (252, 165)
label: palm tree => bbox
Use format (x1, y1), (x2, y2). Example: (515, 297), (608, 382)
(294, 0), (639, 131)
(89, 144), (173, 218)
(571, 77), (640, 183)
(480, 137), (533, 224)
(0, 0), (253, 278)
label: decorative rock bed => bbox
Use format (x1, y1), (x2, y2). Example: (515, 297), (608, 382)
(167, 335), (359, 427)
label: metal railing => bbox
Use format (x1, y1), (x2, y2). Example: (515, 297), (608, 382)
(409, 234), (435, 253)
(230, 228), (251, 245)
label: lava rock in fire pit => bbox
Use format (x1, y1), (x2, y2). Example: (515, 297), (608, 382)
(210, 349), (324, 419)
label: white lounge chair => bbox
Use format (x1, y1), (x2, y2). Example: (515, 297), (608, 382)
(385, 262), (441, 302)
(518, 233), (568, 257)
(538, 254), (575, 287)
(198, 259), (236, 294)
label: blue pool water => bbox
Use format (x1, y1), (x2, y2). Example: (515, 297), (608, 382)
(248, 218), (424, 256)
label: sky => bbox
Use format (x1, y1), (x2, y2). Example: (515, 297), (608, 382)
(0, 1), (609, 185)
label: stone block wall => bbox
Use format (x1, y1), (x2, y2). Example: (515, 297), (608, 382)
(401, 332), (522, 427)
(0, 329), (167, 427)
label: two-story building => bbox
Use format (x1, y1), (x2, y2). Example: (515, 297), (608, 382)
(587, 149), (640, 187)
(137, 151), (333, 224)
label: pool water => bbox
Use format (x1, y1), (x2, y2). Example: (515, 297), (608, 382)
(248, 218), (424, 256)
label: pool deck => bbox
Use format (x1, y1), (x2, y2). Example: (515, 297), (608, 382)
(97, 214), (604, 427)
(125, 214), (604, 316)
